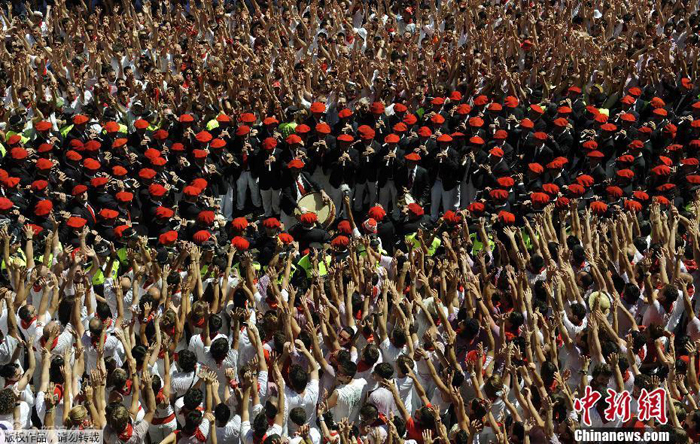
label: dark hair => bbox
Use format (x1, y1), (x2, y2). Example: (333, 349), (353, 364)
(338, 360), (358, 378)
(210, 338), (230, 361)
(178, 350), (197, 373)
(183, 388), (204, 410)
(571, 303), (587, 320)
(290, 407), (307, 426)
(96, 301), (112, 320)
(289, 364), (309, 392)
(373, 362), (394, 379)
(215, 403), (231, 424)
(361, 344), (380, 365)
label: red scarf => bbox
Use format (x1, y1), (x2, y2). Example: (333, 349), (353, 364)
(91, 334), (106, 349)
(357, 360), (372, 373)
(20, 316), (36, 331)
(192, 317), (206, 328)
(40, 336), (58, 351)
(117, 379), (133, 397)
(118, 423), (134, 442)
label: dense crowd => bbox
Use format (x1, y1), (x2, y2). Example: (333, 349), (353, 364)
(1, 0), (700, 443)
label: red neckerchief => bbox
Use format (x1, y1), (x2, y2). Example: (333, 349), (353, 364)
(193, 317), (206, 328)
(372, 413), (388, 427)
(253, 433), (267, 444)
(40, 336), (58, 351)
(357, 360), (372, 372)
(156, 388), (166, 405)
(118, 423), (134, 442)
(32, 283), (42, 293)
(265, 296), (278, 309)
(20, 316), (37, 330)
(362, 330), (375, 343)
(623, 369), (631, 382)
(91, 334), (106, 349)
(117, 379), (133, 397)
(54, 383), (64, 404)
(102, 318), (113, 329)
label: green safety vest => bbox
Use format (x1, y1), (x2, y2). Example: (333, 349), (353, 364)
(469, 233), (494, 254)
(206, 119), (219, 131)
(0, 143), (6, 158)
(1, 248), (26, 272)
(91, 260), (119, 285)
(279, 123), (297, 138)
(60, 125), (73, 138)
(296, 254), (331, 279)
(405, 233), (441, 256)
(5, 130), (30, 146)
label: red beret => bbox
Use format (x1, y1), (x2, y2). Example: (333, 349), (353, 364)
(468, 202), (485, 214)
(232, 217), (249, 231)
(651, 165), (671, 176)
(149, 183), (167, 197)
(576, 175), (595, 187)
(288, 159), (305, 169)
(497, 177), (515, 188)
(494, 130), (508, 140)
(650, 97), (666, 108)
(72, 184), (88, 196)
(534, 132), (548, 141)
(34, 200), (52, 216)
(687, 175), (700, 184)
(192, 149), (208, 159)
(587, 150), (605, 159)
(192, 178), (208, 190)
(217, 114), (232, 123)
(73, 114), (89, 125)
(638, 126), (653, 135)
(530, 104), (544, 114)
(300, 212), (318, 224)
(337, 220), (352, 234)
(85, 140), (102, 153)
(393, 122), (408, 133)
(10, 148), (28, 160)
(405, 153), (421, 162)
(385, 134), (400, 144)
(553, 118), (568, 127)
(601, 123), (618, 132)
(6, 135), (21, 146)
(437, 134), (453, 143)
(144, 148), (161, 160)
(112, 166), (128, 177)
(235, 126), (251, 137)
(368, 206), (386, 221)
(621, 96), (636, 106)
(295, 124), (311, 135)
(403, 114), (417, 125)
(27, 224), (43, 235)
(263, 138), (278, 150)
(528, 163), (544, 174)
(394, 103), (408, 113)
(83, 158), (101, 171)
(407, 203), (424, 216)
(278, 233), (294, 244)
(473, 95), (489, 106)
(624, 199), (643, 212)
(310, 102), (326, 114)
(531, 192), (550, 204)
(370, 102), (385, 115)
(286, 134), (302, 145)
(239, 113), (257, 124)
(0, 198), (12, 211)
(99, 208), (119, 220)
(90, 177), (108, 188)
(104, 121), (120, 133)
(487, 103), (502, 112)
(498, 210), (515, 225)
(470, 136), (485, 145)
(231, 236), (250, 251)
(331, 235), (350, 248)
(594, 114), (609, 123)
(316, 123), (332, 135)
(456, 104), (472, 115)
(263, 218), (281, 229)
(556, 197), (570, 208)
(195, 131), (213, 143)
(183, 186), (202, 197)
(504, 96), (519, 108)
(159, 231), (178, 245)
(418, 127), (432, 137)
(36, 158), (54, 171)
(468, 117), (484, 128)
(151, 157), (168, 167)
(134, 119), (149, 130)
(338, 134), (354, 143)
(633, 191), (650, 201)
(616, 169), (635, 179)
(658, 156), (673, 166)
(567, 184), (586, 196)
(557, 106), (573, 115)
(520, 118), (534, 129)
(208, 138), (226, 149)
(590, 201), (608, 214)
(654, 196), (671, 206)
(193, 230), (212, 244)
(155, 206), (175, 218)
(542, 183), (560, 195)
(179, 114), (195, 123)
(197, 210), (215, 225)
(606, 186), (623, 198)
(682, 158), (700, 166)
(263, 117), (279, 126)
(153, 129), (169, 140)
(31, 180), (48, 191)
(628, 87), (642, 97)
(621, 113), (636, 122)
(617, 155), (635, 164)
(112, 138), (128, 149)
(656, 183), (676, 192)
(138, 168), (156, 180)
(431, 97), (445, 106)
(338, 109), (353, 118)
(35, 121), (52, 131)
(653, 108), (668, 117)
(67, 216), (87, 228)
(116, 191), (133, 203)
(490, 189), (509, 200)
(66, 150), (82, 161)
(2, 177), (18, 188)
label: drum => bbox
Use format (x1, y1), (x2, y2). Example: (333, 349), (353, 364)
(296, 192), (336, 228)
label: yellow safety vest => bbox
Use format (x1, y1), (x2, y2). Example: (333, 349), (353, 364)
(60, 125), (73, 138)
(405, 233), (441, 256)
(296, 254), (331, 279)
(206, 120), (219, 131)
